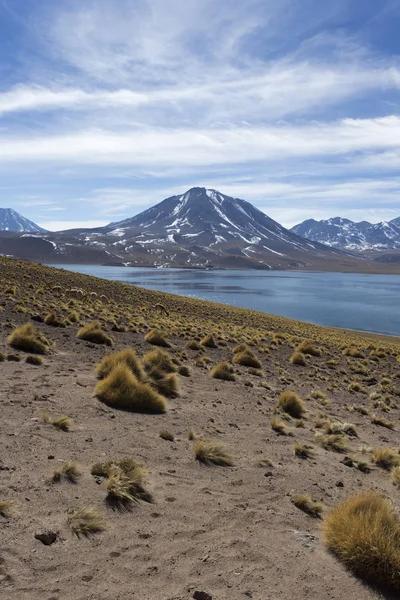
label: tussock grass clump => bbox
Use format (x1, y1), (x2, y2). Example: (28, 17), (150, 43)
(233, 350), (262, 369)
(200, 333), (217, 348)
(41, 410), (72, 431)
(210, 361), (236, 381)
(324, 421), (358, 437)
(67, 507), (106, 537)
(67, 310), (79, 323)
(95, 363), (167, 413)
(193, 439), (234, 466)
(144, 329), (171, 347)
(7, 353), (20, 362)
(92, 458), (152, 507)
(186, 340), (201, 351)
(77, 321), (113, 346)
(292, 494), (323, 518)
(270, 417), (287, 434)
(52, 461), (81, 483)
(290, 351), (306, 366)
(96, 348), (144, 381)
(0, 500), (14, 518)
(371, 415), (395, 429)
(294, 443), (315, 459)
(391, 467), (400, 487)
(148, 371), (180, 398)
(233, 343), (249, 354)
(26, 354), (44, 365)
(371, 448), (400, 470)
(44, 311), (66, 327)
(178, 365), (190, 377)
(343, 347), (364, 359)
(8, 323), (50, 355)
(322, 492), (400, 592)
(277, 391), (305, 418)
(315, 433), (349, 453)
(159, 430), (174, 441)
(296, 340), (321, 356)
(142, 349), (176, 374)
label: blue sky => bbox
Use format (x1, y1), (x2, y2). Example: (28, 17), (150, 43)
(0, 0), (400, 231)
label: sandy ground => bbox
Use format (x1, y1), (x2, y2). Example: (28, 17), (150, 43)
(1, 302), (400, 600)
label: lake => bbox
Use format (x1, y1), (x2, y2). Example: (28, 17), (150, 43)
(49, 264), (400, 336)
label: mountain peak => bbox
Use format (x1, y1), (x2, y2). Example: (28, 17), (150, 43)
(292, 215), (400, 250)
(0, 208), (47, 233)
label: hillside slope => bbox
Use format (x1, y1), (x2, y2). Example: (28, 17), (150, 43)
(1, 257), (400, 600)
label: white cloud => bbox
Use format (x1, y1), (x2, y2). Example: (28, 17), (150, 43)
(0, 116), (398, 168)
(40, 219), (109, 231)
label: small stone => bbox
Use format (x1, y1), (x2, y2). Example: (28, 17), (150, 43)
(35, 531), (58, 545)
(47, 455), (55, 460)
(341, 456), (354, 468)
(264, 471), (273, 477)
(110, 551), (121, 558)
(193, 592), (213, 600)
(336, 480), (344, 487)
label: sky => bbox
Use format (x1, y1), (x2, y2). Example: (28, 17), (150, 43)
(0, 0), (400, 231)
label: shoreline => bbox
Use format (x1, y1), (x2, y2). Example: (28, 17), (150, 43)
(46, 262), (400, 341)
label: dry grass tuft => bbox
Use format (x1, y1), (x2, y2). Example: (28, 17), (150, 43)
(26, 354), (43, 366)
(296, 340), (321, 356)
(233, 350), (262, 369)
(142, 349), (177, 374)
(95, 363), (167, 413)
(343, 347), (365, 358)
(41, 410), (72, 431)
(44, 311), (66, 327)
(77, 321), (113, 346)
(278, 391), (305, 418)
(8, 323), (50, 354)
(315, 433), (349, 453)
(210, 361), (236, 381)
(371, 448), (400, 470)
(92, 458), (152, 508)
(292, 494), (323, 518)
(96, 348), (144, 381)
(178, 365), (191, 377)
(186, 340), (201, 350)
(0, 500), (15, 518)
(200, 333), (217, 348)
(193, 439), (234, 466)
(159, 430), (174, 441)
(290, 351), (306, 366)
(322, 492), (400, 591)
(52, 461), (81, 483)
(371, 415), (395, 430)
(144, 329), (171, 347)
(67, 507), (106, 537)
(270, 417), (287, 434)
(294, 443), (315, 459)
(391, 466), (400, 487)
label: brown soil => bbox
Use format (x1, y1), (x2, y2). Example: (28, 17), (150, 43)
(1, 257), (400, 600)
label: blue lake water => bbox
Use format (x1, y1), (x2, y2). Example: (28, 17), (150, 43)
(49, 264), (400, 336)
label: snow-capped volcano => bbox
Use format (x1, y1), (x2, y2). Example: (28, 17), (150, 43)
(291, 216), (400, 251)
(87, 186), (349, 269)
(0, 188), (371, 270)
(108, 187), (322, 249)
(0, 208), (47, 233)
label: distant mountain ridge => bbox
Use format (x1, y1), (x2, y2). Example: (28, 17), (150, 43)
(0, 187), (358, 270)
(291, 216), (400, 251)
(0, 208), (47, 233)
(0, 188), (396, 272)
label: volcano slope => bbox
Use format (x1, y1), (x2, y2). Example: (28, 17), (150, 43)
(1, 256), (400, 600)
